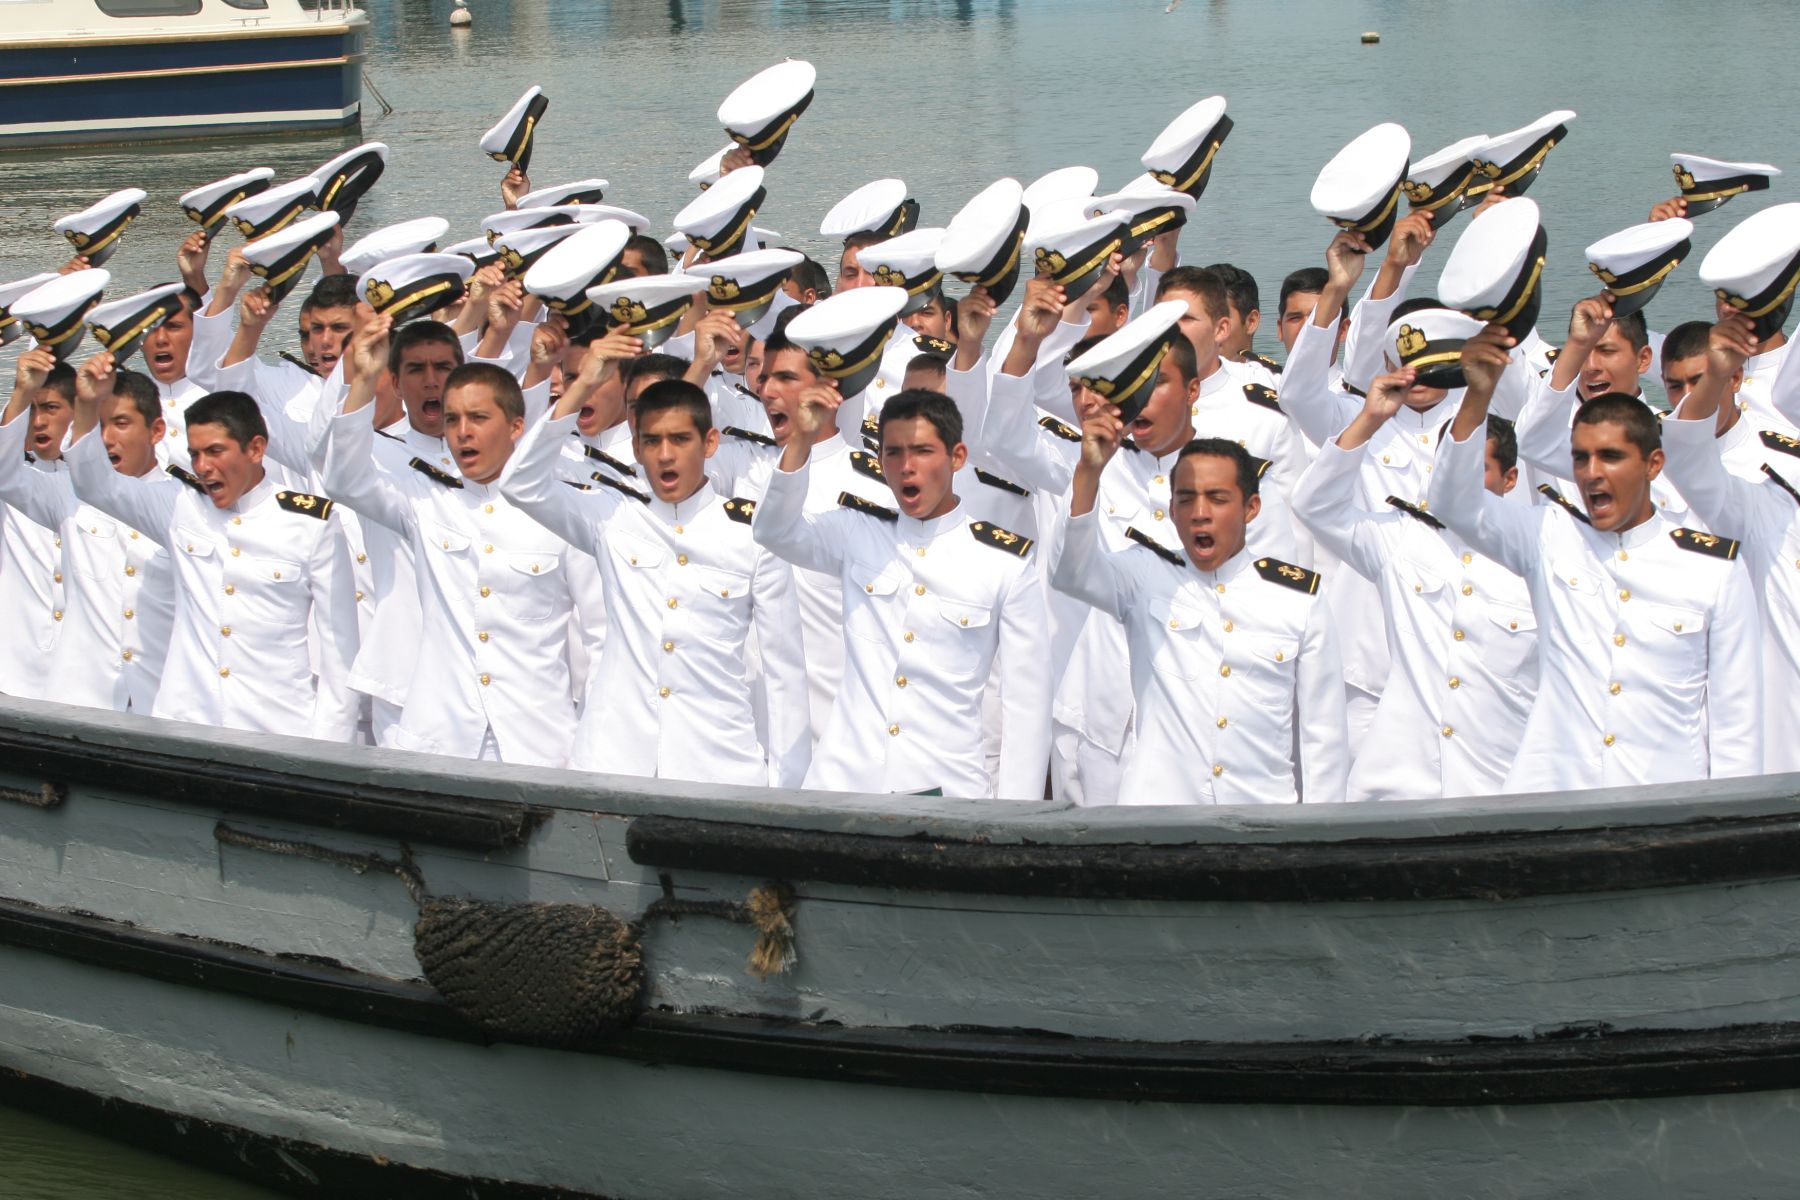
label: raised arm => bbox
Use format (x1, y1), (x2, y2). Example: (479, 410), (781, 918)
(748, 548), (811, 788)
(1048, 406), (1135, 620)
(318, 319), (416, 538)
(753, 382), (858, 575)
(1429, 326), (1543, 577)
(1513, 296), (1611, 481)
(1661, 314), (1787, 546)
(497, 409), (617, 557)
(65, 356), (178, 542)
(1341, 212), (1433, 393)
(1277, 232), (1367, 446)
(0, 350), (76, 530)
(215, 287), (318, 474)
(1290, 373), (1410, 581)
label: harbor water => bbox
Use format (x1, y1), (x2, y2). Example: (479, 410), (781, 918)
(1, 0), (1797, 1192)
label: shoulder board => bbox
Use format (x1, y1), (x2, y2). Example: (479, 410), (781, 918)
(1763, 463), (1800, 507)
(1536, 483), (1591, 526)
(1254, 556), (1321, 594)
(1342, 382), (1367, 399)
(561, 480), (592, 491)
(1543, 346), (1561, 365)
(721, 425), (777, 448)
(1385, 494), (1445, 529)
(409, 457), (464, 489)
(166, 464), (207, 494)
(1125, 526), (1185, 568)
(1249, 453), (1272, 480)
(723, 496), (757, 525)
(1242, 382), (1282, 412)
(1670, 527), (1739, 560)
(1039, 415), (1081, 442)
(849, 449), (885, 480)
(275, 490), (333, 520)
(375, 428), (404, 442)
(22, 450), (34, 464)
(969, 520), (1032, 557)
(278, 350), (320, 378)
(837, 491), (898, 522)
(974, 468), (1029, 496)
(734, 384), (760, 400)
(1760, 429), (1800, 459)
(1248, 352), (1283, 375)
(593, 472), (649, 503)
(861, 413), (882, 437)
(912, 334), (955, 358)
(581, 443), (638, 476)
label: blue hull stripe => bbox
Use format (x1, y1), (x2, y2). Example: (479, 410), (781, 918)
(5, 63), (359, 125)
(4, 31), (361, 76)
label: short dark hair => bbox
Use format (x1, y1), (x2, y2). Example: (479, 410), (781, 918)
(301, 273), (359, 315)
(1279, 267), (1328, 314)
(1156, 265), (1229, 321)
(621, 352), (687, 396)
(842, 230), (886, 256)
(444, 362), (524, 422)
(1099, 273), (1130, 312)
(175, 286), (204, 316)
(633, 378), (712, 435)
(903, 354), (947, 386)
(1205, 263), (1259, 317)
(1176, 436), (1259, 500)
(878, 388), (962, 451)
(111, 368), (160, 426)
(788, 256), (831, 300)
(762, 327), (819, 376)
(625, 234), (669, 276)
(1065, 334), (1107, 364)
(387, 319), (464, 375)
(184, 390), (267, 446)
(1485, 414), (1518, 473)
(1391, 296), (1444, 322)
(1167, 333), (1198, 383)
(1612, 307), (1650, 353)
(1661, 320), (1712, 364)
(41, 363), (76, 402)
(1573, 392), (1661, 456)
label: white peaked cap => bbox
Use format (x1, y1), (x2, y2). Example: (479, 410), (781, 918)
(821, 178), (912, 239)
(340, 217), (450, 277)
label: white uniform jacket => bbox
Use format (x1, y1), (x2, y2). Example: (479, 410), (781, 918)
(66, 433), (360, 741)
(753, 461), (1052, 799)
(0, 455), (64, 699)
(320, 405), (577, 767)
(1293, 439), (1537, 801)
(0, 414), (177, 712)
(504, 413), (810, 786)
(1051, 512), (1347, 805)
(1428, 424), (1762, 792)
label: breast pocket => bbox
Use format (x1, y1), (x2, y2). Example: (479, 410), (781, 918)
(1395, 563), (1446, 603)
(694, 563), (753, 608)
(426, 522), (472, 556)
(1549, 560), (1603, 644)
(72, 519), (116, 580)
(845, 559), (902, 643)
(503, 552), (564, 622)
(1643, 604), (1707, 683)
(1145, 595), (1209, 680)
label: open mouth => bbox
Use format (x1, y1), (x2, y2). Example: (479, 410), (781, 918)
(456, 447), (479, 467)
(149, 350), (176, 371)
(1130, 416), (1154, 438)
(767, 410), (790, 436)
(1579, 375), (1609, 399)
(106, 451), (121, 465)
(1191, 532), (1216, 553)
(203, 479), (224, 496)
(897, 483), (921, 504)
(577, 402), (596, 424)
(657, 469), (681, 489)
(1584, 487), (1614, 519)
(420, 398), (442, 419)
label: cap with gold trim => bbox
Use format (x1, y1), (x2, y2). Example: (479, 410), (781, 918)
(1699, 202), (1800, 340)
(1140, 95), (1233, 200)
(569, 203), (652, 235)
(444, 235), (502, 271)
(1027, 207), (1128, 299)
(0, 273), (61, 347)
(54, 188), (147, 268)
(1023, 165), (1100, 213)
(517, 178), (609, 208)
(492, 222), (582, 281)
(1439, 197), (1547, 340)
(856, 228), (946, 315)
(936, 178), (1029, 305)
(224, 177), (318, 242)
(688, 145), (732, 190)
(1670, 153), (1781, 216)
(356, 253), (474, 326)
(180, 168), (275, 243)
(481, 86), (548, 173)
(86, 282), (186, 366)
(1311, 123), (1411, 250)
(673, 164), (767, 262)
(11, 269), (109, 362)
(697, 247), (803, 331)
(242, 211), (340, 305)
(785, 286), (909, 399)
(1467, 110), (1574, 200)
(340, 217), (450, 277)
(1065, 298), (1186, 423)
(587, 273), (706, 349)
(1089, 174), (1196, 257)
(306, 142), (388, 222)
(1585, 219), (1693, 318)
(1384, 308), (1485, 389)
(481, 205), (582, 243)
(1403, 134), (1487, 227)
(820, 178), (918, 241)
(522, 220), (631, 339)
(718, 59), (815, 167)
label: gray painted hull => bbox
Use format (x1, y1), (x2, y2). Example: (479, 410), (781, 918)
(2, 695), (1799, 1195)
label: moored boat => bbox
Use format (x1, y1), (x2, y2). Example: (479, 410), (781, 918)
(2, 693), (1799, 1197)
(0, 0), (367, 150)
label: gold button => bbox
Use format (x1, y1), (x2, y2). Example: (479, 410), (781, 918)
(1222, 619), (1233, 632)
(231, 516), (241, 525)
(221, 626), (231, 636)
(443, 539), (451, 549)
(1453, 629), (1464, 641)
(219, 667), (230, 678)
(865, 584), (875, 593)
(224, 584), (235, 595)
(888, 724), (900, 736)
(629, 557), (638, 566)
(484, 544), (494, 554)
(903, 631), (915, 643)
(356, 553), (367, 563)
(125, 565), (136, 577)
(1568, 576), (1578, 586)
(129, 531), (138, 540)
(667, 597), (678, 609)
(1461, 553), (1472, 565)
(1169, 619), (1180, 629)
(662, 640), (674, 652)
(659, 687), (671, 698)
(478, 631), (489, 642)
(674, 524), (684, 534)
(1153, 475), (1165, 485)
(272, 570), (281, 579)
(1413, 584), (1422, 593)
(1673, 622), (1683, 632)
(1215, 583), (1225, 594)
(677, 554), (689, 566)
(1618, 550), (1628, 561)
(1508, 620), (1518, 630)
(1441, 725), (1454, 738)
(1216, 716), (1227, 728)
(1219, 664), (1231, 677)
(1461, 584), (1472, 596)
(1419, 435), (1429, 445)
(1609, 682), (1621, 695)
(1619, 589), (1631, 602)
(121, 649), (132, 661)
(915, 547), (926, 557)
(230, 547), (239, 557)
(52, 610), (62, 621)
(531, 563), (540, 573)
(1613, 632), (1626, 647)
(1604, 733), (1616, 747)
(896, 676), (908, 688)
(1381, 455), (1390, 464)
(53, 571), (62, 583)
(1274, 650), (1285, 662)
(483, 503), (493, 514)
(480, 586), (491, 597)
(1211, 764), (1224, 777)
(123, 609), (134, 619)
(355, 590), (365, 601)
(480, 673), (491, 686)
(915, 584), (926, 596)
(1153, 509), (1166, 521)
(959, 616), (969, 626)
(1448, 676), (1460, 689)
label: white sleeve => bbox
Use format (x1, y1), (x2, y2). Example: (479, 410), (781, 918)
(1341, 262), (1418, 394)
(749, 548), (811, 788)
(1290, 439), (1396, 583)
(1426, 422), (1544, 578)
(306, 517), (362, 742)
(0, 413), (76, 531)
(65, 426), (177, 546)
(750, 460), (854, 576)
(496, 412), (616, 558)
(1279, 314), (1361, 447)
(994, 558), (1053, 799)
(1512, 371), (1583, 482)
(1296, 596), (1350, 802)
(318, 406), (416, 539)
(979, 370), (1076, 496)
(1704, 557), (1763, 779)
(1048, 508), (1133, 621)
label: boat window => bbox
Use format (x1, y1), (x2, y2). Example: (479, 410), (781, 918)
(93, 0), (204, 15)
(221, 0), (270, 8)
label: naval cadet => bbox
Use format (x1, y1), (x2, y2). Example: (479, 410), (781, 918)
(1430, 325), (1762, 790)
(0, 352), (76, 701)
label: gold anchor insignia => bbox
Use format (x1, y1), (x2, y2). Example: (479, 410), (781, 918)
(991, 529), (1020, 545)
(808, 347), (846, 372)
(91, 324), (112, 344)
(1771, 432), (1800, 449)
(1396, 324), (1427, 359)
(1589, 263), (1619, 285)
(1674, 164), (1697, 191)
(1473, 159), (1500, 178)
(289, 494), (317, 510)
(872, 265), (907, 288)
(1150, 169), (1178, 187)
(611, 297), (648, 324)
(70, 231), (91, 248)
(1690, 531), (1720, 547)
(1035, 247), (1068, 276)
(1402, 180), (1433, 203)
(364, 279), (396, 310)
(499, 248), (525, 272)
(1278, 564), (1305, 581)
(709, 276), (741, 301)
(1088, 376), (1118, 397)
